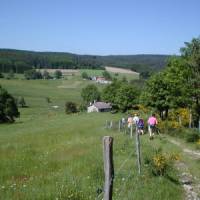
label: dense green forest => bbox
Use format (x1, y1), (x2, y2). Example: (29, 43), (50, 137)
(0, 49), (169, 73)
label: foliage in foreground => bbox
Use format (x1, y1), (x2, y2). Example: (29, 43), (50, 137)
(141, 36), (200, 126)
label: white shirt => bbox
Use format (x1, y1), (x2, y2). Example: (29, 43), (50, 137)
(132, 116), (139, 124)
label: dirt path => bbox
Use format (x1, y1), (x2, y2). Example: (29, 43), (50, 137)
(169, 139), (200, 159)
(168, 138), (200, 200)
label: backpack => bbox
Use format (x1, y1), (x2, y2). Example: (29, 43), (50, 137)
(137, 118), (144, 127)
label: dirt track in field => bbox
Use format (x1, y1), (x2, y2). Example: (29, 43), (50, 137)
(105, 66), (139, 75)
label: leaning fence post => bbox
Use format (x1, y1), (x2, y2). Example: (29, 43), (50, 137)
(103, 136), (114, 200)
(135, 127), (141, 174)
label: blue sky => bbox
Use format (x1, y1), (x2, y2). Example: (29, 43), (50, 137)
(0, 0), (200, 55)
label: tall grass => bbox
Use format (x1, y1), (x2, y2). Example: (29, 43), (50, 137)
(0, 78), (183, 199)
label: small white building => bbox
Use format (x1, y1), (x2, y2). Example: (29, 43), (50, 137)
(87, 102), (112, 113)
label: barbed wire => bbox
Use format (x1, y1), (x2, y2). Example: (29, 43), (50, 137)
(95, 149), (134, 200)
(117, 168), (134, 198)
(96, 120), (136, 200)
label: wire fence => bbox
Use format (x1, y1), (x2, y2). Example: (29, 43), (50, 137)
(96, 119), (140, 200)
(96, 150), (134, 200)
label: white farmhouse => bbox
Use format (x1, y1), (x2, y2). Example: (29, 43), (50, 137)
(87, 102), (112, 113)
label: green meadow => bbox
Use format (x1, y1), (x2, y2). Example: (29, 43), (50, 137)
(0, 75), (188, 200)
(80, 69), (139, 81)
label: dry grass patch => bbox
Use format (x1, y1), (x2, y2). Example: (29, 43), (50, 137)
(105, 66), (139, 75)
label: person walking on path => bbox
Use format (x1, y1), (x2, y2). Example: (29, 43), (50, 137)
(132, 113), (139, 125)
(127, 115), (133, 128)
(147, 113), (158, 139)
(137, 118), (145, 135)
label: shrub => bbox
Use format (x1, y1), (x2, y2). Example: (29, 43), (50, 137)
(24, 69), (43, 80)
(54, 70), (62, 79)
(81, 72), (89, 79)
(186, 132), (200, 143)
(65, 102), (77, 114)
(102, 71), (112, 80)
(168, 108), (190, 127)
(0, 72), (4, 78)
(78, 103), (87, 112)
(144, 148), (178, 176)
(0, 85), (20, 122)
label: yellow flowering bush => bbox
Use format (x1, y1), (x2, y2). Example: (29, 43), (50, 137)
(145, 149), (181, 176)
(169, 108), (190, 127)
(153, 154), (168, 176)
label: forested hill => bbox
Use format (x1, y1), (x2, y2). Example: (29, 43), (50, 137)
(0, 49), (170, 73)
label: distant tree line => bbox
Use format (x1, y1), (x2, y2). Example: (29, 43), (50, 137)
(0, 49), (169, 74)
(0, 50), (102, 73)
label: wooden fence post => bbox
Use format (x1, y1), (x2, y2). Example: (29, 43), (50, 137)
(105, 120), (108, 129)
(110, 121), (113, 129)
(130, 124), (133, 138)
(118, 120), (121, 132)
(135, 127), (141, 174)
(103, 136), (114, 200)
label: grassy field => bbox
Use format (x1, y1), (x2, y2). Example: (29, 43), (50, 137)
(0, 76), (189, 200)
(80, 69), (139, 81)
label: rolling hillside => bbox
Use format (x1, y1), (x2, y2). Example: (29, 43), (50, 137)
(0, 49), (170, 74)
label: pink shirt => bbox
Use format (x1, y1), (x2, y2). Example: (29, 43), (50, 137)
(148, 116), (158, 125)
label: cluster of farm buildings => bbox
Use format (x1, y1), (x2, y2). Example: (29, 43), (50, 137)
(89, 76), (112, 84)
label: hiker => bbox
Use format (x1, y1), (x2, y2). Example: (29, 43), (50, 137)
(132, 113), (139, 125)
(127, 115), (133, 128)
(121, 117), (126, 127)
(147, 113), (158, 139)
(137, 118), (145, 135)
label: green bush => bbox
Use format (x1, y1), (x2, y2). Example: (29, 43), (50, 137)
(186, 132), (200, 143)
(78, 103), (87, 112)
(65, 101), (78, 114)
(0, 72), (4, 78)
